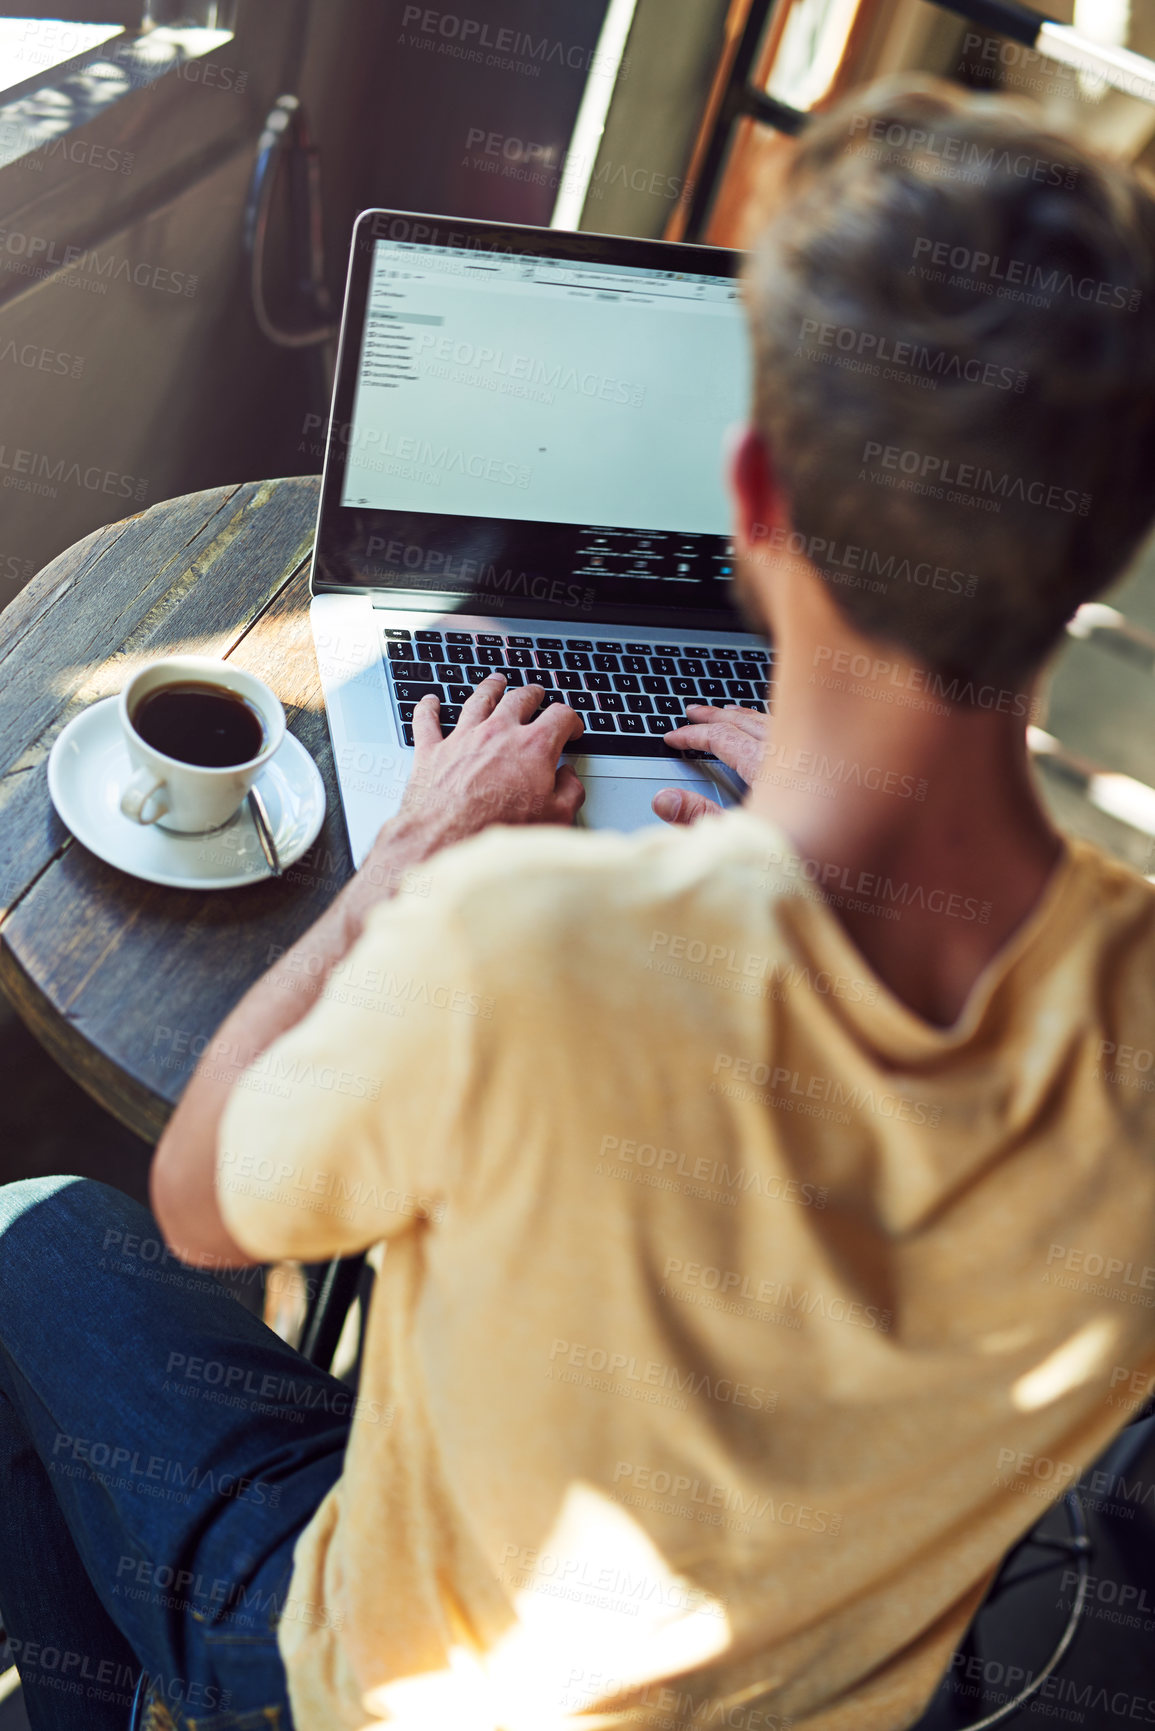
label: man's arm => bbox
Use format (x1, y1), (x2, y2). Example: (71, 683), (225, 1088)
(148, 814), (442, 1266)
(149, 676), (584, 1266)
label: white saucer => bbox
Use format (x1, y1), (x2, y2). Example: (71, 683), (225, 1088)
(47, 698), (327, 890)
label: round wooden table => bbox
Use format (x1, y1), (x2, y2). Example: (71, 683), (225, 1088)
(0, 476), (352, 1144)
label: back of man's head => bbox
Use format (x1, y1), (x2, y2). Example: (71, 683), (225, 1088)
(746, 76), (1155, 690)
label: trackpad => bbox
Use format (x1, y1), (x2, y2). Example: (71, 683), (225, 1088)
(576, 775), (724, 832)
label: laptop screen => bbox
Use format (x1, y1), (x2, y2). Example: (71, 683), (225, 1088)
(313, 214), (752, 632)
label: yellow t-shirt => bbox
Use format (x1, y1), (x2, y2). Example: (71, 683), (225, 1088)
(217, 810), (1155, 1731)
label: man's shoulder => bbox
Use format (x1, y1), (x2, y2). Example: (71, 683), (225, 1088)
(1063, 836), (1155, 993)
(363, 810), (799, 957)
(1061, 835), (1155, 945)
(1070, 834), (1155, 902)
(454, 805), (790, 891)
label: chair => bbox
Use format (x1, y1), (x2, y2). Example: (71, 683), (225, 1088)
(912, 1404), (1155, 1730)
(910, 1489), (1092, 1731)
(298, 1252), (368, 1370)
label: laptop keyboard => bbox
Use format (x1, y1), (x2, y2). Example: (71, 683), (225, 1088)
(381, 628), (773, 758)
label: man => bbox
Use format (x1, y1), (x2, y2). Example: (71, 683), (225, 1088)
(2, 72), (1155, 1731)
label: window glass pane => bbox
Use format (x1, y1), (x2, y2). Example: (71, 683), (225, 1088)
(763, 0), (860, 110)
(0, 19), (124, 99)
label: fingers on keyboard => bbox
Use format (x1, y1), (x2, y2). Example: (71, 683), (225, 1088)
(384, 635), (770, 755)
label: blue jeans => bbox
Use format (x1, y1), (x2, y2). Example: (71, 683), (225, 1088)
(0, 1176), (352, 1731)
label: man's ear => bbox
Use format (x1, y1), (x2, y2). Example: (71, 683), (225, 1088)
(727, 425), (782, 557)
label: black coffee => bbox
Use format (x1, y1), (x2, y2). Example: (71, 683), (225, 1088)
(132, 682), (265, 768)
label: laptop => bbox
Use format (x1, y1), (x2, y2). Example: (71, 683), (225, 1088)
(309, 209), (768, 866)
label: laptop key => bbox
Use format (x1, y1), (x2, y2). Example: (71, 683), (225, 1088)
(387, 641), (416, 660)
(592, 653), (620, 672)
(624, 642), (652, 655)
(446, 631), (473, 643)
(705, 660), (733, 679)
(401, 699), (461, 728)
(462, 665), (491, 685)
(384, 627), (412, 640)
(612, 673), (640, 693)
(683, 646), (709, 657)
(670, 677), (698, 697)
(448, 684), (471, 704)
(506, 635), (534, 648)
(402, 723), (416, 746)
(476, 647), (505, 666)
(649, 655), (676, 675)
(586, 673), (611, 692)
(598, 692), (625, 713)
(569, 691), (597, 711)
(727, 679), (756, 702)
(620, 655), (648, 674)
(507, 648), (534, 667)
(641, 675), (669, 695)
(415, 629), (443, 642)
(555, 671), (583, 691)
(395, 681), (444, 704)
(388, 659), (425, 682)
(587, 712), (618, 733)
(571, 730), (715, 759)
(563, 652), (591, 671)
(594, 641), (620, 654)
(475, 634), (503, 645)
(732, 660), (763, 681)
(641, 736), (700, 756)
(677, 659), (705, 678)
(626, 694), (653, 714)
(448, 645), (473, 664)
(655, 695), (684, 716)
(535, 650), (562, 669)
(618, 713), (645, 734)
(646, 716), (670, 735)
(538, 638), (564, 650)
(700, 679), (726, 699)
(568, 638), (594, 651)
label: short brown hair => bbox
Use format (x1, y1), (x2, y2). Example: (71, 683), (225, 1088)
(745, 75), (1155, 690)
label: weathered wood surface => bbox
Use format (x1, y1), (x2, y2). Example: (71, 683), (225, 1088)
(0, 476), (355, 1144)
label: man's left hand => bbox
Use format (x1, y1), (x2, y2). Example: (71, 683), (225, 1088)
(653, 703), (767, 825)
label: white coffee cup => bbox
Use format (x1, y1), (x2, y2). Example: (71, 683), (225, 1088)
(118, 656), (286, 834)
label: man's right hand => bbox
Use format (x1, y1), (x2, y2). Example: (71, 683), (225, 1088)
(388, 672), (585, 848)
(653, 703), (768, 826)
(340, 674), (584, 943)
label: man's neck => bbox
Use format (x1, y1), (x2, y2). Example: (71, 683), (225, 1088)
(743, 614), (1063, 1028)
